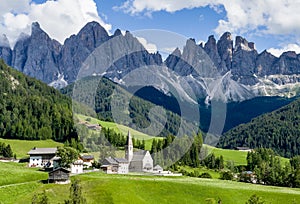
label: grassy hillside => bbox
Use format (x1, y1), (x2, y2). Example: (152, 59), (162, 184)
(76, 114), (163, 150)
(0, 139), (63, 159)
(1, 168), (300, 204)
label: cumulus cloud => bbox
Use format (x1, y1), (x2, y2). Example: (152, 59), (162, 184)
(117, 0), (300, 37)
(0, 0), (111, 46)
(268, 44), (300, 57)
(136, 37), (158, 53)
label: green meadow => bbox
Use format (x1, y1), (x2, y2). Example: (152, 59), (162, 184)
(0, 138), (63, 159)
(0, 163), (300, 204)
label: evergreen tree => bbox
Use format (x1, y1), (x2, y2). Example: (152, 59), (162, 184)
(64, 179), (86, 204)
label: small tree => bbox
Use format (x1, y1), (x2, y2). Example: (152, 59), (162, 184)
(56, 147), (79, 168)
(32, 190), (49, 204)
(3, 144), (13, 158)
(64, 179), (86, 204)
(220, 171), (233, 180)
(246, 194), (265, 204)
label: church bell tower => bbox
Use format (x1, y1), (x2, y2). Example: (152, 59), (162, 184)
(125, 131), (133, 162)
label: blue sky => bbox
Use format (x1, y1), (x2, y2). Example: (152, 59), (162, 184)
(1, 0), (300, 57)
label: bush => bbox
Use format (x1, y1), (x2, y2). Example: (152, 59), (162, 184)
(199, 172), (212, 179)
(220, 171), (233, 180)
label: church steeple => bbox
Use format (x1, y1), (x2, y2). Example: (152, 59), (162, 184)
(125, 130), (133, 162)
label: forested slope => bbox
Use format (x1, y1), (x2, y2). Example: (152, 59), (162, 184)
(218, 98), (300, 157)
(0, 60), (75, 141)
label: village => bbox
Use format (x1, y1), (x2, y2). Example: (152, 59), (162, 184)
(27, 131), (181, 184)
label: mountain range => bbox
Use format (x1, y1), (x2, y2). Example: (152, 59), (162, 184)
(1, 22), (300, 103)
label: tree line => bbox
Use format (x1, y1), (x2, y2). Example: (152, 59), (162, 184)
(245, 148), (300, 188)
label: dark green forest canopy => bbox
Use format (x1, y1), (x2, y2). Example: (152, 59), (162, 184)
(0, 60), (75, 141)
(218, 98), (300, 158)
(61, 76), (196, 137)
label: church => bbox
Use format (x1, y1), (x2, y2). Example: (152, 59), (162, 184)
(101, 131), (153, 174)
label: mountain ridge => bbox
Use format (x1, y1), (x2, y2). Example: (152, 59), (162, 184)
(1, 21), (300, 102)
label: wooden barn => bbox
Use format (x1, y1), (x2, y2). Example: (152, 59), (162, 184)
(48, 168), (70, 184)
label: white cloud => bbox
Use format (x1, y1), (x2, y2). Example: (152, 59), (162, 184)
(136, 37), (158, 53)
(118, 0), (300, 38)
(268, 44), (300, 57)
(0, 0), (112, 46)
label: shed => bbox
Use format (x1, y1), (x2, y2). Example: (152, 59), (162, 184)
(48, 168), (70, 184)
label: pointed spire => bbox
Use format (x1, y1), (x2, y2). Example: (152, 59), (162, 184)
(126, 130), (133, 146)
(125, 130), (133, 162)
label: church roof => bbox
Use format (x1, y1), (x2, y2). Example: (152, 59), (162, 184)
(103, 157), (129, 164)
(131, 150), (148, 162)
(104, 157), (118, 165)
(114, 158), (129, 163)
(153, 165), (163, 170)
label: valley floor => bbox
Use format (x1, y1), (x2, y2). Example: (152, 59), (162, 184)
(0, 162), (300, 204)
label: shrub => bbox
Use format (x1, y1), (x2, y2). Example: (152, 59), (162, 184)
(199, 172), (212, 179)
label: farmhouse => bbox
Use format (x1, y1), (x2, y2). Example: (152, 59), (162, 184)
(235, 147), (253, 152)
(48, 167), (70, 184)
(71, 159), (84, 174)
(102, 131), (154, 174)
(101, 157), (129, 174)
(28, 147), (57, 168)
(80, 155), (94, 168)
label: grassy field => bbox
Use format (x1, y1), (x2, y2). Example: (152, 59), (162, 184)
(1, 166), (300, 204)
(0, 138), (63, 159)
(76, 114), (164, 150)
(205, 145), (248, 166)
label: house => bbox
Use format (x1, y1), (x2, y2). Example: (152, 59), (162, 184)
(153, 165), (163, 173)
(28, 147), (57, 168)
(48, 167), (70, 184)
(80, 155), (94, 168)
(86, 124), (101, 131)
(100, 157), (129, 174)
(53, 156), (84, 174)
(235, 147), (253, 152)
(71, 159), (84, 174)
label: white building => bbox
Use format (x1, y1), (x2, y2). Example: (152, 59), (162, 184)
(101, 131), (154, 174)
(101, 157), (129, 174)
(70, 159), (84, 174)
(129, 150), (153, 172)
(28, 147), (57, 168)
(125, 131), (153, 173)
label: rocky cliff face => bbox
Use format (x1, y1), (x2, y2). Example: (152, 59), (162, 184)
(2, 22), (300, 102)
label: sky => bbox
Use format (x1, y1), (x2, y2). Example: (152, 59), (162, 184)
(1, 0), (300, 57)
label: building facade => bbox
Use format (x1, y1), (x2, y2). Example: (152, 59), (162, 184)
(28, 147), (57, 168)
(102, 131), (154, 174)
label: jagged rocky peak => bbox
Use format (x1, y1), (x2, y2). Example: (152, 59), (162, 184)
(172, 47), (182, 57)
(186, 38), (197, 47)
(281, 51), (297, 58)
(31, 22), (50, 40)
(217, 32), (233, 72)
(235, 36), (255, 51)
(205, 35), (217, 51)
(0, 34), (10, 48)
(113, 29), (122, 36)
(220, 32), (232, 41)
(77, 21), (109, 48)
